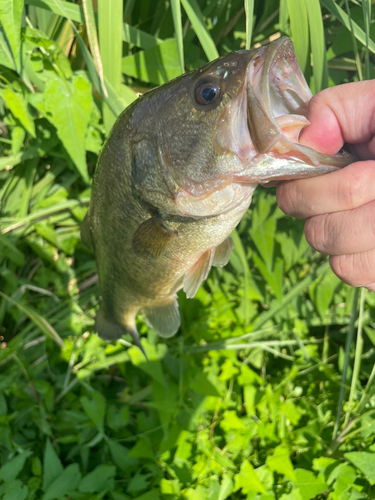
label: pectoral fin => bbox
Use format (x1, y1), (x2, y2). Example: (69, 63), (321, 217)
(133, 215), (177, 257)
(143, 297), (180, 338)
(81, 213), (94, 252)
(183, 249), (214, 299)
(213, 236), (234, 267)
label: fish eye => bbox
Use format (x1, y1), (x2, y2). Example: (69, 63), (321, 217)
(195, 81), (221, 105)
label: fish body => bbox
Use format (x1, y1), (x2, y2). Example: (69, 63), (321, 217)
(82, 38), (352, 351)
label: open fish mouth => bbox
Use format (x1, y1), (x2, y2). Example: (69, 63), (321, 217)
(245, 37), (352, 177)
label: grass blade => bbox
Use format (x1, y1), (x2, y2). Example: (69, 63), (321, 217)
(98, 0), (123, 132)
(171, 0), (184, 74)
(343, 287), (365, 428)
(0, 291), (65, 348)
(343, 0), (362, 81)
(362, 0), (371, 80)
(332, 287), (359, 441)
(320, 0), (375, 55)
(244, 0), (254, 50)
(305, 0), (328, 91)
(82, 0), (108, 97)
(286, 0), (309, 73)
(180, 0), (219, 61)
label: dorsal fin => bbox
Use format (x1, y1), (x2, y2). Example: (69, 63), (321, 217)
(132, 215), (177, 257)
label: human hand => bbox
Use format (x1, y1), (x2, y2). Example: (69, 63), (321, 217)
(276, 80), (375, 291)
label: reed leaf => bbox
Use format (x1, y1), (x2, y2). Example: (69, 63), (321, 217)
(244, 0), (255, 49)
(306, 0), (328, 91)
(82, 0), (107, 97)
(171, 0), (185, 74)
(180, 0), (219, 61)
(286, 0), (309, 73)
(98, 0), (123, 132)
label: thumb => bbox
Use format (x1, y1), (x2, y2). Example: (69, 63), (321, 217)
(299, 80), (375, 155)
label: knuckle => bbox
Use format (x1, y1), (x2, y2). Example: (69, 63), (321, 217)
(276, 182), (298, 216)
(305, 214), (329, 253)
(337, 166), (364, 210)
(329, 255), (356, 285)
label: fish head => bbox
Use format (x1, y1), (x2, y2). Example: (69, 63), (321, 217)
(129, 38), (352, 217)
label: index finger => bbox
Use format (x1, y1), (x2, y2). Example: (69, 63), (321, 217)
(276, 160), (375, 219)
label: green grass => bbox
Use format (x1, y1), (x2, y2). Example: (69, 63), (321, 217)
(1, 1), (375, 499)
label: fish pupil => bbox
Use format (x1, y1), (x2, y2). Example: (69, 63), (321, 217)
(202, 87), (217, 101)
(195, 81), (220, 105)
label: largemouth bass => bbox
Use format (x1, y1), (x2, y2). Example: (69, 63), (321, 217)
(82, 38), (351, 354)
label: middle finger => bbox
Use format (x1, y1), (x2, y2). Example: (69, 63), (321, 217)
(304, 199), (375, 255)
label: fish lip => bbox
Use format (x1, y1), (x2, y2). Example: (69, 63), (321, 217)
(247, 37), (353, 169)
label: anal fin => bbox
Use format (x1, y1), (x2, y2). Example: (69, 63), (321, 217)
(81, 213), (94, 252)
(183, 249), (214, 299)
(143, 297), (180, 338)
(132, 215), (177, 257)
(213, 236), (234, 267)
(94, 307), (147, 359)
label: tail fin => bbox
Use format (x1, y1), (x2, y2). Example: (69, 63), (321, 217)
(94, 307), (148, 360)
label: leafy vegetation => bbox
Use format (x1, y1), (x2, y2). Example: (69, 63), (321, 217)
(1, 0), (375, 498)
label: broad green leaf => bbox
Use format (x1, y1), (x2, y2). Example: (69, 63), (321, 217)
(42, 463), (81, 500)
(0, 0), (23, 71)
(123, 23), (162, 50)
(0, 233), (25, 266)
(1, 87), (36, 137)
(128, 437), (154, 459)
(180, 0), (219, 62)
(190, 372), (221, 396)
(128, 340), (167, 386)
(78, 464), (116, 493)
(122, 38), (180, 85)
(2, 479), (28, 500)
(133, 490), (160, 500)
(292, 469), (328, 500)
(0, 451), (32, 482)
(266, 446), (296, 481)
(345, 452), (375, 483)
(44, 76), (92, 182)
(80, 390), (106, 432)
(0, 392), (7, 416)
(160, 478), (180, 495)
(0, 28), (16, 69)
(234, 461), (267, 494)
(42, 440), (63, 492)
(11, 126), (25, 156)
(108, 440), (138, 471)
(218, 475), (234, 500)
(309, 271), (341, 319)
(253, 261), (330, 330)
